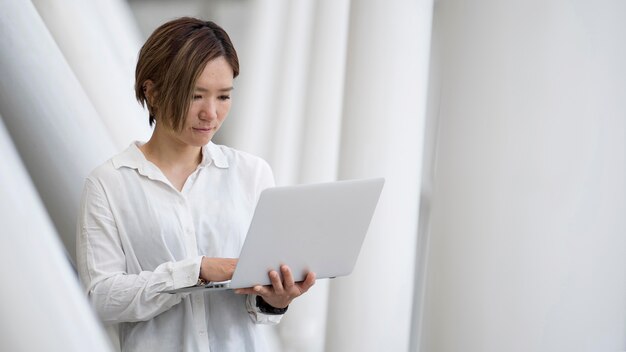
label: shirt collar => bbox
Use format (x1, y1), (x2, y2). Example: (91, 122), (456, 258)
(112, 141), (229, 176)
(201, 142), (229, 169)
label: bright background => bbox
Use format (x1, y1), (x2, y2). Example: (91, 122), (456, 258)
(0, 0), (624, 351)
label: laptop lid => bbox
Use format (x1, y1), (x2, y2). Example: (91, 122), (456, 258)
(229, 177), (384, 289)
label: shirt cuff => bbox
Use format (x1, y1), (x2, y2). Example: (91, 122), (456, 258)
(245, 294), (284, 325)
(167, 256), (203, 289)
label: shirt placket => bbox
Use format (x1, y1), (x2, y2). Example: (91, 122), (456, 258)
(178, 194), (211, 350)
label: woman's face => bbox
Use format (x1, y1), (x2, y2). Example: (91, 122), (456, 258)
(171, 56), (234, 147)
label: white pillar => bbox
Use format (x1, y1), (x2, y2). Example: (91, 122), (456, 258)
(92, 0), (144, 88)
(419, 1), (626, 351)
(276, 1), (350, 351)
(297, 0), (350, 183)
(265, 0), (314, 185)
(216, 0), (287, 160)
(212, 0), (312, 185)
(0, 116), (112, 352)
(0, 0), (117, 262)
(32, 0), (151, 149)
(325, 1), (434, 351)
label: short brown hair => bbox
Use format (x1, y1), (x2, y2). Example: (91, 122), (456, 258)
(135, 17), (239, 130)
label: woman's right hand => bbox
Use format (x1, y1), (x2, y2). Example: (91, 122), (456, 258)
(200, 256), (238, 282)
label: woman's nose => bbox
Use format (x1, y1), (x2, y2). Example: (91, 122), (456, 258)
(199, 100), (218, 120)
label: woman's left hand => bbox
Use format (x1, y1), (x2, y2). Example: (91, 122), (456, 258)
(234, 265), (316, 308)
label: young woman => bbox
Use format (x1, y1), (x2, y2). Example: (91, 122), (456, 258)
(77, 17), (315, 351)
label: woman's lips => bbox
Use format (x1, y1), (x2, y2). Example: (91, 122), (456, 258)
(193, 127), (214, 133)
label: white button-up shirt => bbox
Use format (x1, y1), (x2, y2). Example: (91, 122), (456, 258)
(77, 142), (281, 352)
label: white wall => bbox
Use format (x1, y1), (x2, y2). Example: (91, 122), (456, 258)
(419, 0), (626, 351)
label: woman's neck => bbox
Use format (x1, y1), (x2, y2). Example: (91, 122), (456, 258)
(139, 125), (202, 171)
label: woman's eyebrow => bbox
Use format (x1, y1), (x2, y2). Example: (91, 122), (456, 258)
(194, 86), (234, 92)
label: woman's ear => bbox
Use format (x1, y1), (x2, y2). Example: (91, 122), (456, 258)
(143, 80), (159, 123)
(143, 80), (157, 107)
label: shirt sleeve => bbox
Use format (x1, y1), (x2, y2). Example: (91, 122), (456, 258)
(76, 177), (201, 325)
(255, 158), (276, 194)
(245, 294), (284, 325)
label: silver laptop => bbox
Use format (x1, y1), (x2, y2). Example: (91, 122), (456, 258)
(161, 177), (384, 294)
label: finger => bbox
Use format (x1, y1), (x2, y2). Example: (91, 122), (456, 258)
(269, 270), (284, 293)
(234, 288), (252, 295)
(234, 284), (272, 295)
(233, 286), (259, 295)
(253, 285), (273, 297)
(281, 265), (295, 289)
(298, 272), (316, 293)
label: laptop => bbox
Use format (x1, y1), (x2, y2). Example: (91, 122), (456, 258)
(161, 177), (385, 294)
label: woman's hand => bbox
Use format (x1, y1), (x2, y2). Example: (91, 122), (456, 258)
(200, 256), (238, 282)
(234, 265), (316, 308)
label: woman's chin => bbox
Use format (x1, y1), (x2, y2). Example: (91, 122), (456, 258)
(191, 139), (211, 147)
(182, 133), (212, 146)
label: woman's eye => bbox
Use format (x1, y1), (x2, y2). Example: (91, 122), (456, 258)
(193, 95), (202, 100)
(219, 95), (231, 101)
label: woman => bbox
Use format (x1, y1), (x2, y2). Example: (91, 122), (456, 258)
(77, 17), (315, 351)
